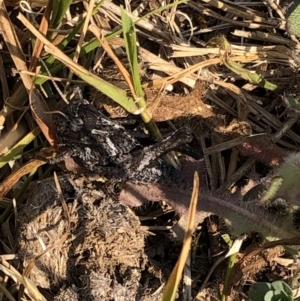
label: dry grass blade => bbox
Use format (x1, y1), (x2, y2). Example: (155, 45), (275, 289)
(29, 0), (52, 71)
(203, 135), (265, 156)
(0, 257), (46, 301)
(29, 89), (55, 145)
(147, 55), (259, 88)
(0, 159), (46, 199)
(0, 3), (28, 90)
(233, 29), (298, 48)
(66, 0), (95, 87)
(0, 2), (40, 126)
(162, 172), (199, 301)
(0, 1), (54, 150)
(171, 43), (293, 60)
(89, 24), (136, 97)
(17, 13), (139, 114)
(191, 0), (286, 29)
(53, 171), (71, 227)
(26, 1), (56, 146)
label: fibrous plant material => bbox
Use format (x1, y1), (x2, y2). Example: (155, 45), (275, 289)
(17, 174), (146, 300)
(91, 82), (211, 122)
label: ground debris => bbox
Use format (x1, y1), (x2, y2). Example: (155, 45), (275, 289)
(17, 174), (146, 300)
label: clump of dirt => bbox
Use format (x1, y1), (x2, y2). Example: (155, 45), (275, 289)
(17, 174), (147, 300)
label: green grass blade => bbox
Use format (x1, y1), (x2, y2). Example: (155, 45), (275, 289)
(51, 0), (60, 28)
(121, 7), (144, 100)
(0, 127), (41, 168)
(76, 69), (138, 113)
(23, 26), (139, 113)
(34, 0), (182, 87)
(42, 0), (105, 67)
(39, 0), (186, 82)
(51, 0), (73, 29)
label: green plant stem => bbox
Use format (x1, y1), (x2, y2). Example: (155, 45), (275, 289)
(221, 252), (237, 301)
